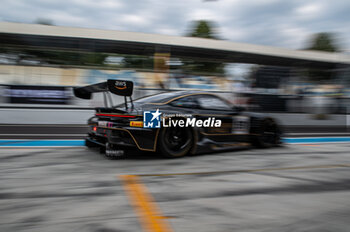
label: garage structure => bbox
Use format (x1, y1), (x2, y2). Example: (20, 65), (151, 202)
(1, 22), (350, 69)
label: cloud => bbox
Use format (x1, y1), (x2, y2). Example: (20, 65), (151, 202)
(295, 3), (324, 20)
(0, 0), (349, 50)
(119, 14), (150, 27)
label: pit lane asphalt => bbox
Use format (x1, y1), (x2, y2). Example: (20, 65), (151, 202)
(1, 143), (350, 232)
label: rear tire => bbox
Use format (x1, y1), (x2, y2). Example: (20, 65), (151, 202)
(158, 127), (193, 158)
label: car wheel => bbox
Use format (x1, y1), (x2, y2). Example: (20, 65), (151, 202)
(252, 119), (281, 148)
(158, 127), (193, 158)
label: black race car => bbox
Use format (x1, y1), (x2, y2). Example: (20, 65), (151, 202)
(74, 80), (282, 158)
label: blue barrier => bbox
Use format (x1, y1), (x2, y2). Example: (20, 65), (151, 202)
(0, 140), (85, 147)
(283, 137), (350, 144)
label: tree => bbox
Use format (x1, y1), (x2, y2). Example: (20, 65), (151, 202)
(305, 33), (339, 81)
(307, 33), (338, 52)
(188, 20), (217, 39)
(184, 20), (225, 75)
(35, 18), (54, 26)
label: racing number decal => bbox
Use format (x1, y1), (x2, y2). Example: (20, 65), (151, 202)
(232, 116), (250, 134)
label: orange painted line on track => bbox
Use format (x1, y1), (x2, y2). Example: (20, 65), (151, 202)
(120, 175), (173, 232)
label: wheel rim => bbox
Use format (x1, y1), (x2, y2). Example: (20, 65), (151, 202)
(164, 127), (191, 152)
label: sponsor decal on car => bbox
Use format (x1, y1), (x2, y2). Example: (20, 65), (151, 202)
(162, 117), (221, 127)
(143, 109), (162, 128)
(98, 121), (113, 127)
(130, 121), (143, 127)
(143, 109), (222, 128)
(114, 81), (127, 90)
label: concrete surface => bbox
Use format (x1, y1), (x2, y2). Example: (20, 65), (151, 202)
(1, 144), (350, 231)
(268, 113), (348, 126)
(0, 107), (349, 129)
(0, 108), (95, 125)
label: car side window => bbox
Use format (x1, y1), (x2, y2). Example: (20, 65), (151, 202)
(171, 96), (199, 108)
(196, 95), (232, 110)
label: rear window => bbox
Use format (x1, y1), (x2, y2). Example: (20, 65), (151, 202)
(134, 92), (182, 104)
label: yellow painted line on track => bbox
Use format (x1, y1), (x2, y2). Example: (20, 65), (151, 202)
(120, 175), (173, 232)
(136, 163), (350, 177)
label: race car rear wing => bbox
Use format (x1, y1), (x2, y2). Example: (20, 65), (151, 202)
(73, 79), (134, 109)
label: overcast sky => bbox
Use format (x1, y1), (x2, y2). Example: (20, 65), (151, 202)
(1, 0), (350, 51)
